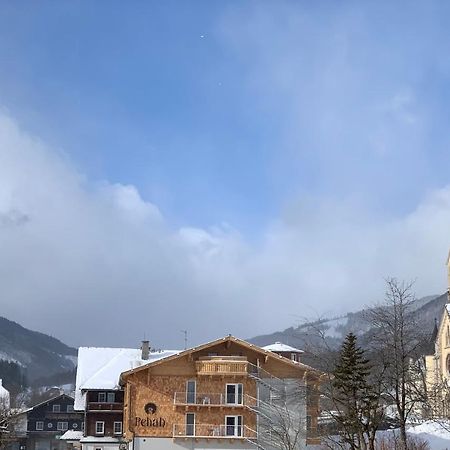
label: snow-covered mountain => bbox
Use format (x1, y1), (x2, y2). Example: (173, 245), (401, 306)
(249, 292), (447, 353)
(0, 316), (77, 384)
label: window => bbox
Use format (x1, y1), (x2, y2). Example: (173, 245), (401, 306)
(95, 447), (103, 450)
(98, 392), (106, 403)
(81, 422), (85, 432)
(186, 380), (196, 404)
(95, 421), (105, 435)
(48, 423), (53, 429)
(114, 422), (122, 435)
(36, 421), (44, 431)
(225, 416), (242, 437)
(185, 413), (195, 436)
(226, 384), (243, 405)
(73, 423), (78, 429)
(67, 405), (74, 412)
(57, 422), (68, 431)
(107, 392), (115, 403)
(290, 353), (297, 362)
(52, 404), (60, 413)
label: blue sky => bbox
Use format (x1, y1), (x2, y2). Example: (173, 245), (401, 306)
(1, 1), (450, 347)
(0, 1), (288, 232)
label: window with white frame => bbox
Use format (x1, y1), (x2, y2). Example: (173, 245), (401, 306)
(98, 392), (106, 402)
(113, 421), (122, 435)
(36, 421), (44, 431)
(107, 392), (115, 403)
(52, 404), (60, 413)
(57, 422), (68, 431)
(185, 413), (195, 436)
(226, 383), (243, 404)
(66, 405), (74, 412)
(225, 416), (242, 437)
(47, 423), (53, 429)
(95, 421), (105, 435)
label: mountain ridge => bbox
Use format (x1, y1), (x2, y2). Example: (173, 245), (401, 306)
(248, 292), (448, 352)
(0, 315), (77, 384)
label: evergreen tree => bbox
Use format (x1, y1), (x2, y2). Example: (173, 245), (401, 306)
(332, 333), (381, 450)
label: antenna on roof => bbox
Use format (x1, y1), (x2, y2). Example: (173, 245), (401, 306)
(181, 330), (188, 350)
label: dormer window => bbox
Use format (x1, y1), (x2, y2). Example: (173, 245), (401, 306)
(52, 404), (60, 413)
(107, 392), (115, 403)
(98, 392), (106, 403)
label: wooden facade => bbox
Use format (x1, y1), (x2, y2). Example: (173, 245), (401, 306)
(24, 394), (83, 450)
(84, 390), (124, 438)
(120, 336), (322, 448)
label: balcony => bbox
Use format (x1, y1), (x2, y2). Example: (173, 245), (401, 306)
(173, 424), (257, 439)
(173, 392), (257, 408)
(86, 402), (123, 412)
(196, 356), (249, 376)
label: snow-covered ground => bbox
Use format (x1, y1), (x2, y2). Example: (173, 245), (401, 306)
(376, 422), (450, 450)
(324, 422), (450, 450)
(407, 421), (450, 450)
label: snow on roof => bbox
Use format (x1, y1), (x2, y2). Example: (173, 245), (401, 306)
(262, 342), (304, 353)
(60, 430), (84, 441)
(446, 304), (450, 315)
(75, 347), (179, 410)
(80, 436), (123, 443)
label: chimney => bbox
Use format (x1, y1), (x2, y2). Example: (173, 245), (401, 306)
(141, 340), (150, 360)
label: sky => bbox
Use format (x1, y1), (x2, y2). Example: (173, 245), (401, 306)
(1, 1), (450, 349)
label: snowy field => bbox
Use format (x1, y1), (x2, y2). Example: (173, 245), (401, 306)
(323, 422), (450, 450)
(406, 421), (450, 450)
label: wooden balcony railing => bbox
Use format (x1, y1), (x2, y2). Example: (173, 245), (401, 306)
(87, 402), (123, 411)
(196, 357), (249, 376)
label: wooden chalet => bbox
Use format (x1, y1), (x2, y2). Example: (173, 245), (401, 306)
(119, 335), (323, 450)
(17, 394), (83, 450)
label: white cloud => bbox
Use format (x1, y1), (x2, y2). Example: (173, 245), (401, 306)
(0, 111), (449, 350)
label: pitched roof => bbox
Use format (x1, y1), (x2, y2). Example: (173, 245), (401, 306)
(60, 430), (83, 441)
(263, 342), (304, 353)
(120, 335), (322, 382)
(28, 393), (73, 411)
(75, 347), (179, 410)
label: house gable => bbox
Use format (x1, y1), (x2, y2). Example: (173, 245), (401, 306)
(120, 335), (321, 384)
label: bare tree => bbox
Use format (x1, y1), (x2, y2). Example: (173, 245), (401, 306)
(249, 380), (309, 450)
(366, 278), (428, 450)
(0, 390), (28, 450)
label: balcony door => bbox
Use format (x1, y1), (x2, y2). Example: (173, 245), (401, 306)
(225, 416), (242, 437)
(186, 413), (195, 436)
(226, 383), (243, 405)
(186, 380), (196, 404)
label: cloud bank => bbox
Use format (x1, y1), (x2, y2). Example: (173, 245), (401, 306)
(0, 111), (449, 349)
